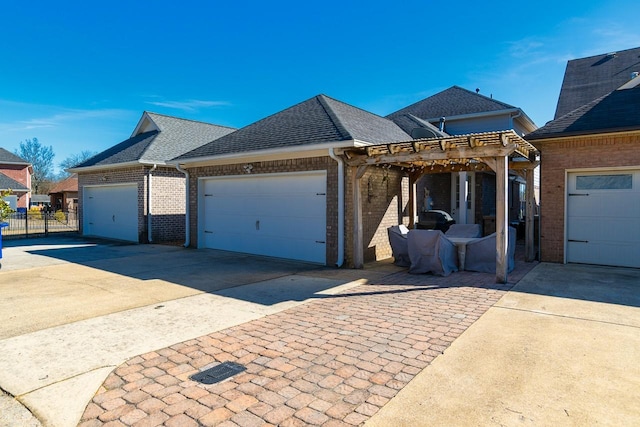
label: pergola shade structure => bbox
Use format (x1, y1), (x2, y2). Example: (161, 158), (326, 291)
(342, 130), (539, 283)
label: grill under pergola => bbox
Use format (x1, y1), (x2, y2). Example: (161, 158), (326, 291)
(341, 130), (539, 283)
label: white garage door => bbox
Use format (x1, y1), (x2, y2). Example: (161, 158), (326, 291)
(83, 184), (139, 242)
(567, 170), (640, 267)
(201, 171), (327, 263)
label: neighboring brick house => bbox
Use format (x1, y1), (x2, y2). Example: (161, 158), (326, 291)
(172, 94), (412, 266)
(48, 174), (78, 212)
(386, 86), (538, 234)
(0, 148), (32, 210)
(68, 112), (235, 243)
(526, 47), (640, 268)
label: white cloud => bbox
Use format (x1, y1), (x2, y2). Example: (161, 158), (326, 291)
(145, 99), (231, 112)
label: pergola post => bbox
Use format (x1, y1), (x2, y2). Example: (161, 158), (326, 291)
(495, 156), (509, 283)
(525, 167), (536, 262)
(351, 165), (368, 268)
(408, 173), (418, 229)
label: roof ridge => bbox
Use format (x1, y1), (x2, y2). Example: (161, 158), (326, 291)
(451, 85), (516, 110)
(316, 95), (353, 140)
(144, 111), (236, 130)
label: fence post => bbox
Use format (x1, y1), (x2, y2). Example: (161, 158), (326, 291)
(45, 209), (49, 237)
(25, 210), (28, 238)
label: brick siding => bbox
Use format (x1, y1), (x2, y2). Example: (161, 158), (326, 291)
(78, 166), (185, 243)
(186, 157), (339, 266)
(535, 132), (640, 263)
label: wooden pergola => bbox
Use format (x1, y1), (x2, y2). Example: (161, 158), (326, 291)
(341, 130), (539, 283)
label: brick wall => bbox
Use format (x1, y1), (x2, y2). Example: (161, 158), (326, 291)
(535, 132), (640, 263)
(344, 166), (405, 265)
(1, 165), (31, 208)
(78, 166), (186, 243)
(186, 157), (339, 265)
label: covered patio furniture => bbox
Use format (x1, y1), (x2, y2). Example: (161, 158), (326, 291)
(465, 227), (517, 273)
(387, 225), (411, 267)
(407, 230), (458, 276)
(445, 224), (482, 238)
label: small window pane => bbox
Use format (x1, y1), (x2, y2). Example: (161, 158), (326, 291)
(576, 174), (632, 190)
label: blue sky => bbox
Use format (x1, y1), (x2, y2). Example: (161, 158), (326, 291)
(1, 1), (639, 175)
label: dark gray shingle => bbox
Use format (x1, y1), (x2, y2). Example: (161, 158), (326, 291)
(75, 113), (236, 168)
(526, 86), (640, 140)
(0, 172), (29, 191)
(555, 46), (640, 119)
(0, 148), (30, 165)
(386, 86), (516, 121)
(175, 95), (410, 160)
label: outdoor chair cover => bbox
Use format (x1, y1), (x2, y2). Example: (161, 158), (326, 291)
(465, 226), (517, 273)
(407, 230), (458, 276)
(387, 225), (411, 267)
(445, 224), (482, 238)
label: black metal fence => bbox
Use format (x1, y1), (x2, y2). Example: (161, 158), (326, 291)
(1, 209), (79, 240)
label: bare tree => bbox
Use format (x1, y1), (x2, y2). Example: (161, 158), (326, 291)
(58, 150), (97, 178)
(15, 138), (55, 194)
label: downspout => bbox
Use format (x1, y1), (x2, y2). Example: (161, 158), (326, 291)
(328, 148), (344, 267)
(175, 164), (190, 248)
(147, 164), (157, 242)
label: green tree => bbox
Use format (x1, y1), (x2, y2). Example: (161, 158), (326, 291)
(0, 190), (14, 220)
(15, 138), (55, 194)
(57, 150), (97, 179)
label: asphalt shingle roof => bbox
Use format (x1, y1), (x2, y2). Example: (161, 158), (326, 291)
(388, 114), (449, 138)
(554, 46), (640, 119)
(0, 148), (30, 165)
(48, 174), (78, 194)
(75, 112), (235, 168)
(175, 95), (410, 160)
(0, 172), (29, 191)
(526, 86), (640, 140)
(386, 86), (516, 121)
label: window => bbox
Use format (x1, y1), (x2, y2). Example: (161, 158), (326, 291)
(576, 174), (632, 190)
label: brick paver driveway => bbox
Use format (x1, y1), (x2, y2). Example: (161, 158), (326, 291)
(79, 263), (535, 427)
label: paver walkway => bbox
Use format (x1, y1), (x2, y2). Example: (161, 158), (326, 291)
(79, 264), (535, 427)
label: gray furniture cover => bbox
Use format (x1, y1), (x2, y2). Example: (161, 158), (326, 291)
(445, 224), (482, 238)
(465, 226), (517, 273)
(407, 230), (458, 276)
(387, 225), (410, 267)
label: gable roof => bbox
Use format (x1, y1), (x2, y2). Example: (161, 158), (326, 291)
(71, 112), (235, 170)
(388, 114), (449, 138)
(175, 94), (410, 161)
(0, 172), (29, 191)
(555, 46), (640, 119)
(526, 85), (640, 140)
(48, 174), (78, 194)
(0, 148), (30, 165)
(386, 86), (517, 121)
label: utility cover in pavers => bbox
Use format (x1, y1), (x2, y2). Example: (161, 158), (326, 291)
(190, 362), (246, 385)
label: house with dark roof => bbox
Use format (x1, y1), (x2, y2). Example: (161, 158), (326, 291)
(48, 174), (78, 213)
(387, 86), (538, 234)
(0, 148), (32, 210)
(172, 94), (414, 265)
(171, 93), (538, 273)
(68, 112), (235, 243)
(526, 47), (640, 268)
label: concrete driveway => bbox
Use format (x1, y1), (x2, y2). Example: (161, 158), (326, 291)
(2, 237), (639, 427)
(0, 236), (396, 427)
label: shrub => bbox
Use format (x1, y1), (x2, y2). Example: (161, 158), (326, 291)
(28, 207), (42, 220)
(54, 210), (66, 223)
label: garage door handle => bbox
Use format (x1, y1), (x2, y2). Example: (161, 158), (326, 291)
(112, 215), (116, 222)
(568, 193), (589, 196)
(568, 239), (589, 243)
(316, 240), (326, 244)
(256, 220), (260, 230)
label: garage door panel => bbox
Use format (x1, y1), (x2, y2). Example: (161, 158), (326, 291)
(84, 185), (138, 242)
(567, 170), (640, 268)
(201, 172), (327, 264)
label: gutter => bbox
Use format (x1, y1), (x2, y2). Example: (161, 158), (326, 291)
(328, 148), (344, 267)
(175, 164), (190, 248)
(147, 164), (157, 242)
